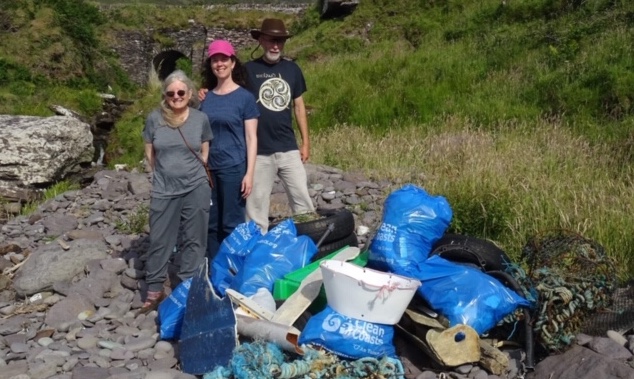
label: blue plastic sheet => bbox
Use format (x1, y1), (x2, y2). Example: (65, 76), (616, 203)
(229, 219), (317, 297)
(368, 184), (452, 276)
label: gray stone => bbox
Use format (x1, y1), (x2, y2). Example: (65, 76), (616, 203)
(527, 344), (634, 379)
(110, 348), (134, 361)
(608, 330), (629, 347)
(454, 364), (473, 375)
(0, 316), (28, 336)
(0, 360), (29, 379)
(65, 229), (104, 241)
(0, 115), (93, 202)
(588, 337), (633, 359)
(124, 335), (156, 352)
(10, 342), (29, 354)
(27, 360), (59, 379)
(77, 336), (99, 350)
(147, 356), (177, 370)
(127, 174), (152, 196)
(61, 356), (79, 372)
(114, 326), (139, 337)
(154, 341), (174, 354)
(145, 370), (181, 379)
(107, 372), (146, 379)
(124, 268), (143, 280)
(36, 337), (54, 347)
(470, 370), (488, 379)
(119, 274), (138, 291)
(42, 354), (66, 367)
(100, 258), (127, 273)
(416, 372), (438, 379)
(42, 214), (79, 237)
(44, 293), (95, 329)
(13, 239), (109, 296)
(90, 355), (110, 368)
(321, 191), (336, 200)
(575, 333), (594, 346)
(71, 366), (110, 379)
(67, 268), (117, 305)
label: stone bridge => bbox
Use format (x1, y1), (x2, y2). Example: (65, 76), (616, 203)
(111, 25), (253, 86)
(109, 4), (309, 86)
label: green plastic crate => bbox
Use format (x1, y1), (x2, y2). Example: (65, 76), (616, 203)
(273, 247), (368, 313)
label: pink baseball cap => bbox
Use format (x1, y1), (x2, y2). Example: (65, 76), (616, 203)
(207, 40), (235, 57)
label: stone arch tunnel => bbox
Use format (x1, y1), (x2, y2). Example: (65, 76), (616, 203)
(153, 50), (189, 80)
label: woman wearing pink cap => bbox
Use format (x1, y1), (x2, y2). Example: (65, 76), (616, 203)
(200, 40), (259, 261)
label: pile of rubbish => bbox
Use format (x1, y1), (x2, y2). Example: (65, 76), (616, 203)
(156, 184), (619, 378)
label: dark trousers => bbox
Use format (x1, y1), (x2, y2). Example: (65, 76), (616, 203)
(207, 162), (247, 261)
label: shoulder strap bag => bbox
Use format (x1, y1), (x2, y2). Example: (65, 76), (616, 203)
(176, 127), (214, 189)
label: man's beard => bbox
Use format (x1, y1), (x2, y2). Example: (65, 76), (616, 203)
(264, 51), (281, 63)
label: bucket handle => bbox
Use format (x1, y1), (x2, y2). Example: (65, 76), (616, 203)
(358, 281), (412, 300)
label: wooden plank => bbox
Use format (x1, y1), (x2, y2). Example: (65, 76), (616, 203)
(226, 288), (275, 321)
(271, 246), (361, 326)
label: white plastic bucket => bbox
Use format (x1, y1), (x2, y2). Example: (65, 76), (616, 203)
(319, 260), (422, 325)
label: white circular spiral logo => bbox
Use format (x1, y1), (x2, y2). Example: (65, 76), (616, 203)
(258, 77), (291, 112)
(321, 314), (342, 332)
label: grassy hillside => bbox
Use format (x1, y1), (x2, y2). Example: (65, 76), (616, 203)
(290, 0), (634, 142)
(1, 0), (633, 280)
(289, 0), (634, 280)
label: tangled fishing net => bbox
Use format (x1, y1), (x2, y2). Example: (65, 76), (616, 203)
(512, 230), (617, 352)
(203, 341), (405, 379)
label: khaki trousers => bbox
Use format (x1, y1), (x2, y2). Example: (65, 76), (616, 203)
(246, 150), (315, 233)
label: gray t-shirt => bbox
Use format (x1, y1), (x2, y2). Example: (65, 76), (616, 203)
(143, 108), (213, 199)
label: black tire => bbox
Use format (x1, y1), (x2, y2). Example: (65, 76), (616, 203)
(311, 232), (358, 262)
(430, 233), (511, 272)
(271, 208), (355, 246)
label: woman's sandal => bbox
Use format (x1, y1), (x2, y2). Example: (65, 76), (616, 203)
(136, 291), (166, 316)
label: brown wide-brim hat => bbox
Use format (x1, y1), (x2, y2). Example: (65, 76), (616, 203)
(250, 18), (293, 40)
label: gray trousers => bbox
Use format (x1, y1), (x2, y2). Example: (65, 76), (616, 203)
(145, 182), (211, 292)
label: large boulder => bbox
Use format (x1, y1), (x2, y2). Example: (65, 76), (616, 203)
(13, 238), (110, 296)
(0, 115), (94, 201)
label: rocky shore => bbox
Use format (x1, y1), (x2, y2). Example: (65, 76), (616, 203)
(0, 165), (632, 379)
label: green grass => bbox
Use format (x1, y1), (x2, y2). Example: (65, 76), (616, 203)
(309, 119), (634, 282)
(289, 0), (634, 142)
(115, 204), (149, 234)
(20, 180), (81, 216)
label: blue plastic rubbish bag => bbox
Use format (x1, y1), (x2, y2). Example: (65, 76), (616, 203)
(369, 184), (452, 276)
(418, 255), (531, 335)
(158, 278), (192, 340)
(229, 219), (317, 297)
(299, 305), (396, 359)
(211, 221), (262, 296)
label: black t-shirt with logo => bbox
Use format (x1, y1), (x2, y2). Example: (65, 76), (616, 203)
(245, 58), (307, 155)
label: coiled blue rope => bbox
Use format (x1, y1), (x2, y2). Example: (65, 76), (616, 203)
(203, 341), (405, 379)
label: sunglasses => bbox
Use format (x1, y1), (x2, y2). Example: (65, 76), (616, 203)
(262, 37), (287, 45)
(165, 90), (187, 98)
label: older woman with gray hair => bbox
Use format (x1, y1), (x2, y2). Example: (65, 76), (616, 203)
(139, 70), (213, 314)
